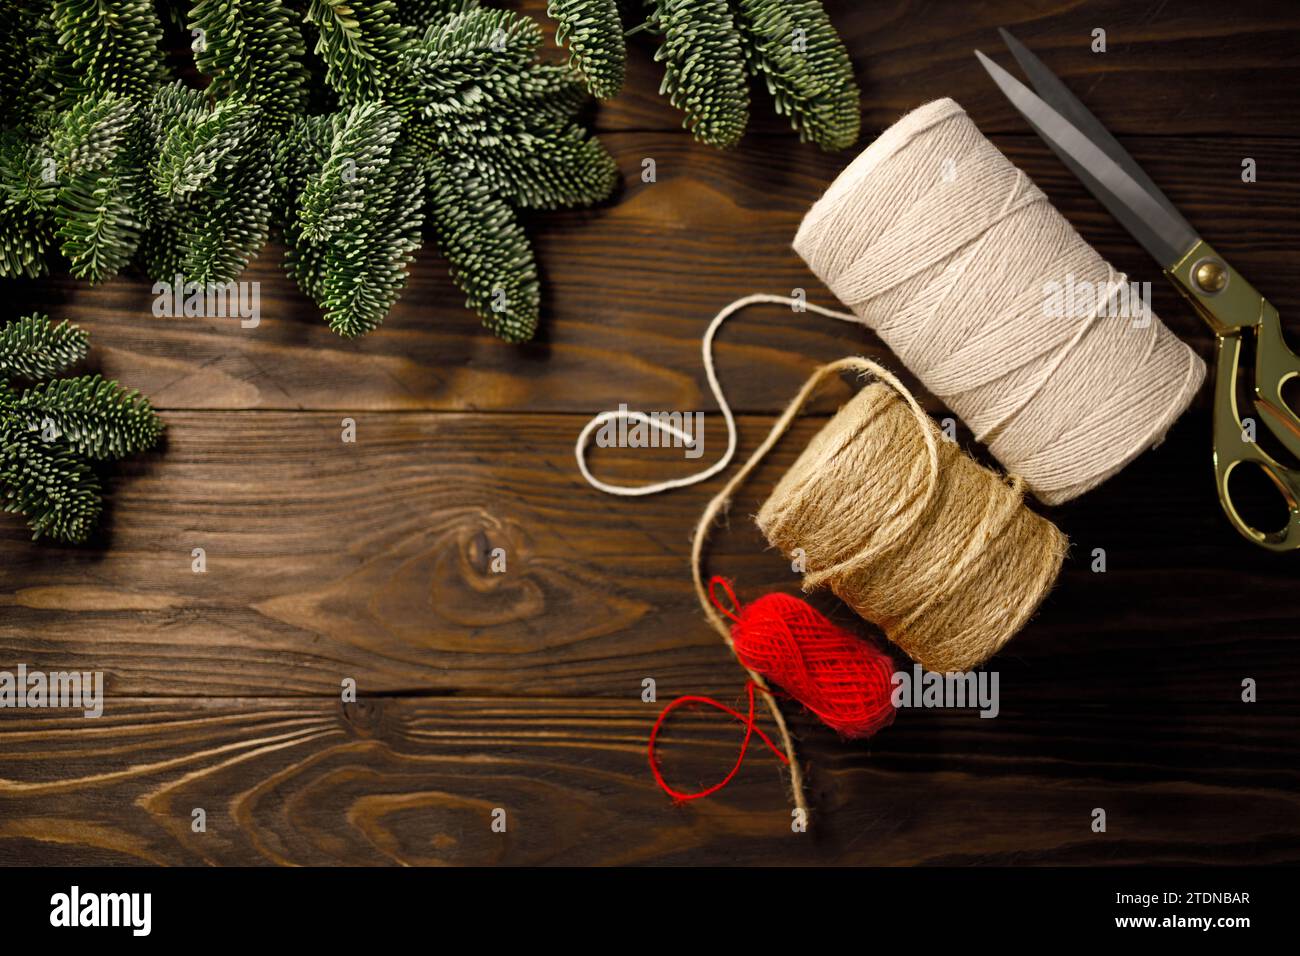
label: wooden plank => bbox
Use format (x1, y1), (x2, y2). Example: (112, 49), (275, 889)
(1, 695), (1295, 865)
(1, 409), (1297, 698)
(10, 134), (1299, 413)
(4, 0), (1300, 869)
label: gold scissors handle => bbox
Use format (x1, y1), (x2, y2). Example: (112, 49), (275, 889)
(1170, 240), (1300, 550)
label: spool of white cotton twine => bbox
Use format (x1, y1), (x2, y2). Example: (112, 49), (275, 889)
(794, 98), (1205, 504)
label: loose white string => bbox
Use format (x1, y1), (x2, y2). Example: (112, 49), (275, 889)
(574, 294), (861, 496)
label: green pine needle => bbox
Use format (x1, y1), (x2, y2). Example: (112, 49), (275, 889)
(190, 0), (309, 131)
(0, 316), (162, 543)
(50, 0), (168, 103)
(299, 104), (404, 243)
(0, 1), (59, 126)
(152, 96), (257, 200)
(144, 83), (274, 285)
(447, 123), (617, 210)
(304, 0), (412, 105)
(285, 104), (425, 337)
(0, 131), (58, 279)
(47, 91), (144, 282)
(0, 424), (103, 543)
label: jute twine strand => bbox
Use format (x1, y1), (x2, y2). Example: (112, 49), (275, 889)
(577, 295), (888, 815)
(688, 355), (940, 816)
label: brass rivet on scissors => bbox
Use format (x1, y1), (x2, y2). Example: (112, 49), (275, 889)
(1192, 258), (1229, 295)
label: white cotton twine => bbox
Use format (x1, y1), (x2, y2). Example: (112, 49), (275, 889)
(794, 98), (1205, 504)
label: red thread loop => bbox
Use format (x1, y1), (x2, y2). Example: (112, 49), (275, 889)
(708, 575), (742, 623)
(648, 680), (789, 802)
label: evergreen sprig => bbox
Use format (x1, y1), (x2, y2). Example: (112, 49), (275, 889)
(144, 82), (274, 284)
(0, 427), (103, 543)
(0, 1), (59, 126)
(0, 1), (620, 342)
(190, 0), (310, 130)
(13, 375), (162, 461)
(49, 91), (144, 282)
(0, 313), (162, 543)
(0, 131), (58, 279)
(286, 103), (425, 337)
(1, 1), (859, 346)
(649, 0), (750, 149)
(393, 4), (613, 333)
(0, 314), (88, 380)
(304, 0), (411, 104)
(429, 157), (539, 343)
(734, 0), (860, 150)
(547, 0), (626, 99)
(542, 0), (860, 151)
(49, 0), (168, 103)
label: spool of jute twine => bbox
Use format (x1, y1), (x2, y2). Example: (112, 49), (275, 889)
(683, 353), (1066, 811)
(794, 98), (1205, 505)
(754, 378), (1067, 674)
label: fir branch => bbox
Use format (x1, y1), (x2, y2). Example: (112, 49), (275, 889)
(399, 3), (543, 104)
(0, 131), (58, 279)
(151, 95), (258, 199)
(298, 102), (403, 243)
(0, 314), (89, 380)
(12, 374), (163, 461)
(48, 90), (136, 179)
(48, 92), (144, 283)
(144, 83), (274, 285)
(0, 423), (103, 542)
(50, 0), (168, 102)
(403, 53), (588, 149)
(178, 151), (275, 285)
(734, 0), (859, 151)
(0, 314), (161, 543)
(304, 0), (412, 104)
(547, 0), (626, 99)
(428, 159), (539, 343)
(648, 0), (749, 148)
(445, 123), (616, 211)
(284, 104), (425, 337)
(0, 1), (59, 126)
(276, 114), (333, 301)
(190, 0), (310, 130)
(56, 172), (142, 282)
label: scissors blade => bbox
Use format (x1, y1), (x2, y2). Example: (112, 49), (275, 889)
(996, 28), (1196, 242)
(975, 48), (1200, 269)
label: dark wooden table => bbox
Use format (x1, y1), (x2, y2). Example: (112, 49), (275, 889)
(2, 0), (1298, 865)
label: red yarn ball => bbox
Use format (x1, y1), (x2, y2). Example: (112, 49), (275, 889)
(726, 587), (896, 739)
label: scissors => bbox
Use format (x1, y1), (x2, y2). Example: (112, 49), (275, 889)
(976, 28), (1300, 551)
